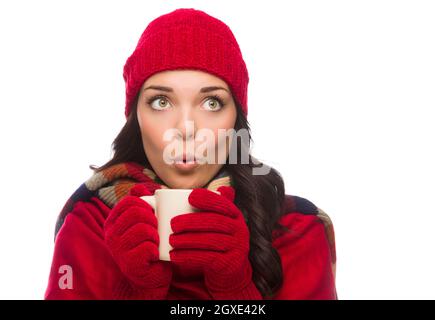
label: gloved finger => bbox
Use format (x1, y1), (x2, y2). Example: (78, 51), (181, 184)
(128, 184), (153, 197)
(188, 188), (240, 219)
(170, 212), (235, 235)
(107, 205), (158, 237)
(105, 195), (154, 230)
(217, 186), (235, 203)
(169, 232), (232, 252)
(121, 223), (160, 250)
(120, 241), (161, 274)
(169, 248), (218, 269)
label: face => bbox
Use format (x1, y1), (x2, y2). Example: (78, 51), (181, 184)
(136, 69), (237, 189)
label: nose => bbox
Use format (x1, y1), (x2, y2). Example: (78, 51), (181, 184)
(174, 104), (196, 141)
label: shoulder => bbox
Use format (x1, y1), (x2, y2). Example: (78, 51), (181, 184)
(46, 197), (119, 299)
(277, 194), (335, 241)
(70, 197), (111, 224)
(270, 194), (338, 299)
(274, 194), (336, 274)
(55, 196), (111, 241)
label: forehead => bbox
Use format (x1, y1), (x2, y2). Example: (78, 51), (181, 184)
(143, 69), (229, 89)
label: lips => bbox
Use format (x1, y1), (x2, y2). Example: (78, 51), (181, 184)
(171, 152), (200, 172)
(174, 153), (196, 164)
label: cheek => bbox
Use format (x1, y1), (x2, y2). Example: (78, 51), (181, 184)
(197, 110), (237, 160)
(138, 113), (169, 158)
(199, 106), (237, 134)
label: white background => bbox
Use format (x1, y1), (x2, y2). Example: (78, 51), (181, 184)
(0, 0), (434, 299)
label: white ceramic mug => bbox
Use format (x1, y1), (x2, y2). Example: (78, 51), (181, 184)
(141, 188), (219, 261)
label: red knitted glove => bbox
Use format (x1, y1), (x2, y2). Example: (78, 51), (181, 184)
(169, 186), (262, 299)
(104, 184), (172, 299)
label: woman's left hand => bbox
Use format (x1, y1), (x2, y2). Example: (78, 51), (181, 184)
(169, 186), (254, 294)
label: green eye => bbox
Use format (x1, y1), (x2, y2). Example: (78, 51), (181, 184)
(203, 96), (225, 111)
(146, 96), (171, 110)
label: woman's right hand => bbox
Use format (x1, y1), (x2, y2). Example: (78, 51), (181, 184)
(104, 184), (172, 291)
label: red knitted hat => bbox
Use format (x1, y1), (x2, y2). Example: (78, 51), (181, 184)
(122, 8), (249, 118)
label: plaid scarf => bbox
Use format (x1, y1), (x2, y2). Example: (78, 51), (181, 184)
(54, 161), (232, 239)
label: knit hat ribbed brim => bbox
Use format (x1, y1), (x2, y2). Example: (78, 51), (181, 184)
(123, 8), (249, 118)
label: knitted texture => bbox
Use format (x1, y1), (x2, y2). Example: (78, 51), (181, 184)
(123, 8), (249, 118)
(279, 195), (337, 280)
(49, 161), (337, 299)
(54, 161), (232, 239)
(169, 186), (262, 299)
(104, 184), (172, 297)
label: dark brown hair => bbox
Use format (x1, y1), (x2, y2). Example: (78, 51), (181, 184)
(90, 94), (288, 298)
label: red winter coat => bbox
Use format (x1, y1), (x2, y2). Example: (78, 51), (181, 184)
(45, 194), (337, 300)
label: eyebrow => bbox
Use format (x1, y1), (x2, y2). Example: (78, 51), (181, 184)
(143, 85), (229, 93)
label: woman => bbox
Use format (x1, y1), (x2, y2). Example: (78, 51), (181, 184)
(45, 8), (337, 300)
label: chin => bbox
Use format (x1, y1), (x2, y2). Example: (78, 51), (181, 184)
(157, 164), (220, 189)
(164, 172), (206, 189)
